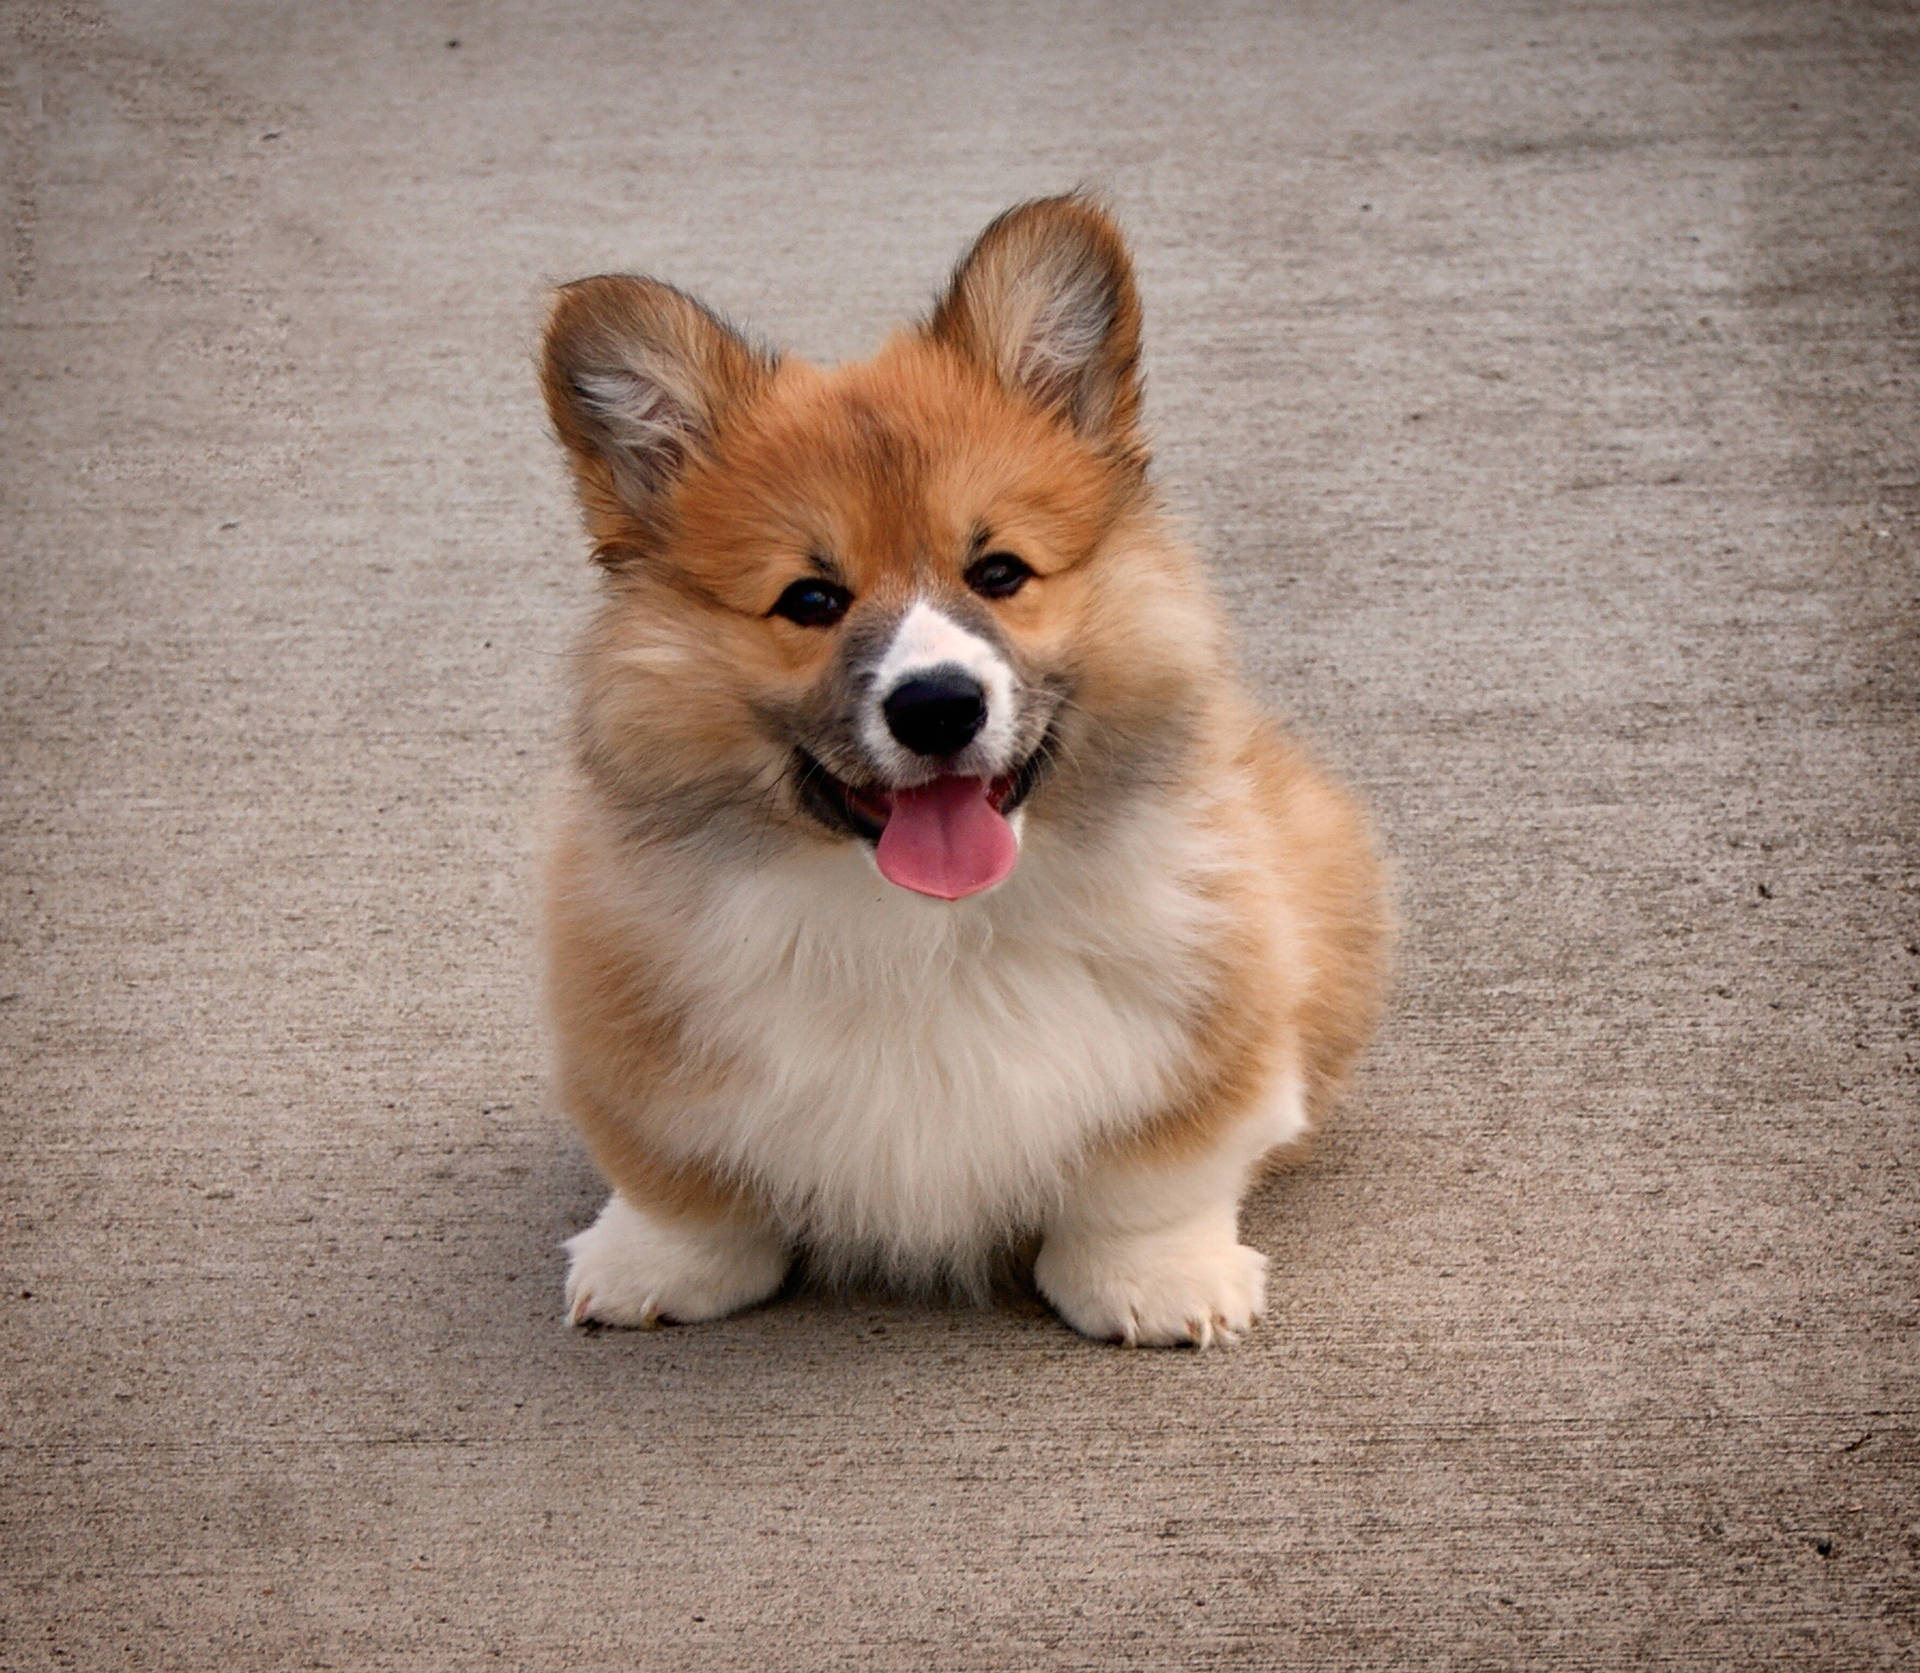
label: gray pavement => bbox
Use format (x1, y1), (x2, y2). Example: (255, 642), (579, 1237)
(3, 2), (1916, 1667)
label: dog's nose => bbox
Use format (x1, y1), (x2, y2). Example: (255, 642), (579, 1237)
(883, 666), (987, 757)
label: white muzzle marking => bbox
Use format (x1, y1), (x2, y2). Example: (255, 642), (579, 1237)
(861, 600), (1018, 777)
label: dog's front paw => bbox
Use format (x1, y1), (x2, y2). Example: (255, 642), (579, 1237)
(563, 1194), (791, 1328)
(1034, 1226), (1268, 1349)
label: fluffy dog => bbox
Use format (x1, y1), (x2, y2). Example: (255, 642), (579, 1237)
(538, 195), (1388, 1346)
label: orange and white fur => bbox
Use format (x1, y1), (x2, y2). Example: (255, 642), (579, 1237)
(539, 196), (1388, 1347)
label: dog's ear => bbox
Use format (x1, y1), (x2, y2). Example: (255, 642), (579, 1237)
(542, 276), (774, 551)
(927, 194), (1145, 463)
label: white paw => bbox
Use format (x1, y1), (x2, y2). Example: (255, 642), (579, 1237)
(1034, 1227), (1269, 1349)
(562, 1194), (790, 1328)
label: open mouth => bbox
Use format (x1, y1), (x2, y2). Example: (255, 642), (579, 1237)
(793, 732), (1055, 847)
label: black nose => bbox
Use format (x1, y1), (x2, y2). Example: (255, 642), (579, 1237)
(883, 666), (986, 757)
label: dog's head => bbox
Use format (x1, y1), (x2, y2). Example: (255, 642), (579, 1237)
(542, 196), (1220, 899)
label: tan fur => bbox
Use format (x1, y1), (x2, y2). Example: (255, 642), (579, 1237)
(538, 195), (1390, 1339)
(542, 817), (759, 1225)
(1091, 700), (1390, 1174)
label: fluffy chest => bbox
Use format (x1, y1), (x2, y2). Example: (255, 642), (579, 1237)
(652, 825), (1229, 1268)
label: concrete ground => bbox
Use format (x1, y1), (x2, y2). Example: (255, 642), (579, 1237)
(3, 2), (1915, 1667)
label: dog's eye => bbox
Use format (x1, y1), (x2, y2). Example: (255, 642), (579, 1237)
(770, 578), (852, 628)
(965, 552), (1032, 600)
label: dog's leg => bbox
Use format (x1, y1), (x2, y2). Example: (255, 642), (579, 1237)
(564, 1193), (791, 1328)
(1035, 1065), (1306, 1348)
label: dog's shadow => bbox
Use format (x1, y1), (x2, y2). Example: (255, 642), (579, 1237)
(483, 1125), (1327, 1382)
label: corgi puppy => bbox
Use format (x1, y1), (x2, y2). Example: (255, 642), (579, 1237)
(538, 195), (1388, 1347)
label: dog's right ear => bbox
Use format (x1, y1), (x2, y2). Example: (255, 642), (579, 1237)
(541, 276), (774, 554)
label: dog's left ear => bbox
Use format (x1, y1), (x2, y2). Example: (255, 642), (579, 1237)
(927, 194), (1145, 463)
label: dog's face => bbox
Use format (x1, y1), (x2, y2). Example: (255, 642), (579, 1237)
(544, 197), (1218, 897)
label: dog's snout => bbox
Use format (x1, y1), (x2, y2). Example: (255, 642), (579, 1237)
(883, 666), (987, 758)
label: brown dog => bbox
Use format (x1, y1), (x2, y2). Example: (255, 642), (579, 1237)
(538, 195), (1388, 1345)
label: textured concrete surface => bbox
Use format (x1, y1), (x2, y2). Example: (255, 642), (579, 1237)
(3, 2), (1916, 1667)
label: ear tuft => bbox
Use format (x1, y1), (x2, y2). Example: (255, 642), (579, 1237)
(927, 194), (1145, 460)
(541, 277), (774, 542)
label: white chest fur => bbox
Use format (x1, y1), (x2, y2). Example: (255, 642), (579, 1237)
(627, 808), (1237, 1282)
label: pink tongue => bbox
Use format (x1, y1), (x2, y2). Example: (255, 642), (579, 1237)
(874, 776), (1018, 900)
